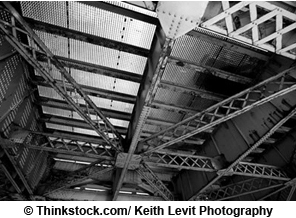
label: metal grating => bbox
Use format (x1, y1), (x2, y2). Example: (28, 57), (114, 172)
(154, 88), (193, 107)
(69, 2), (156, 49)
(34, 30), (68, 57)
(21, 1), (67, 27)
(171, 35), (222, 66)
(162, 63), (198, 87)
(0, 55), (19, 101)
(42, 106), (129, 128)
(71, 69), (140, 96)
(70, 39), (147, 75)
(34, 61), (65, 80)
(35, 64), (140, 96)
(237, 55), (262, 77)
(38, 86), (134, 113)
(212, 47), (245, 72)
(34, 31), (147, 75)
(194, 27), (267, 54)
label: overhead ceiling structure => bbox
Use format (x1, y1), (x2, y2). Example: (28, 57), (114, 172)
(0, 1), (296, 201)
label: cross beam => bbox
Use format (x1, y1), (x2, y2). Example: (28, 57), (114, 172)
(189, 106), (296, 200)
(136, 163), (174, 201)
(204, 178), (283, 201)
(141, 65), (296, 154)
(22, 131), (115, 161)
(0, 2), (123, 151)
(200, 1), (296, 59)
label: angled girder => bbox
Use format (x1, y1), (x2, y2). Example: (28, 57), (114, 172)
(25, 18), (149, 57)
(141, 65), (296, 154)
(258, 178), (296, 200)
(286, 185), (296, 201)
(167, 57), (253, 85)
(189, 105), (296, 200)
(111, 22), (169, 200)
(200, 1), (296, 59)
(144, 151), (290, 181)
(22, 132), (116, 161)
(0, 138), (33, 197)
(43, 166), (114, 196)
(136, 163), (174, 201)
(220, 162), (290, 181)
(0, 2), (123, 151)
(204, 178), (283, 201)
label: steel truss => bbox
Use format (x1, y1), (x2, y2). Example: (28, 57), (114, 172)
(145, 151), (289, 181)
(189, 106), (296, 200)
(22, 132), (116, 160)
(200, 1), (296, 59)
(44, 167), (114, 195)
(136, 163), (174, 201)
(142, 64), (296, 154)
(224, 162), (290, 181)
(205, 178), (283, 201)
(0, 2), (123, 151)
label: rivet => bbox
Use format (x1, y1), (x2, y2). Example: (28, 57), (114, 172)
(180, 17), (183, 19)
(163, 11), (165, 14)
(174, 14), (177, 17)
(169, 13), (171, 16)
(185, 18), (188, 21)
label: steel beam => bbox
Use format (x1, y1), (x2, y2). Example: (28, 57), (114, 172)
(189, 106), (296, 200)
(79, 1), (158, 25)
(144, 151), (289, 181)
(205, 178), (283, 201)
(141, 65), (296, 155)
(258, 185), (289, 200)
(41, 116), (127, 135)
(286, 185), (296, 201)
(0, 138), (33, 196)
(0, 3), (123, 151)
(111, 24), (168, 200)
(159, 80), (226, 102)
(36, 97), (132, 121)
(187, 28), (270, 61)
(25, 18), (149, 57)
(35, 80), (136, 104)
(136, 163), (174, 201)
(38, 54), (142, 83)
(0, 50), (17, 61)
(46, 189), (162, 201)
(44, 167), (114, 196)
(22, 131), (116, 160)
(150, 100), (198, 114)
(167, 57), (253, 85)
(0, 88), (36, 123)
(223, 162), (290, 181)
(200, 1), (296, 60)
(145, 151), (215, 172)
